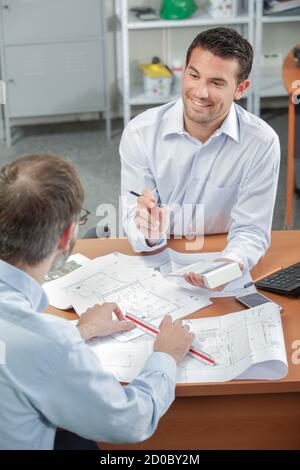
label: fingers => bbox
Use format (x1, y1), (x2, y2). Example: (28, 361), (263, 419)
(188, 332), (196, 342)
(100, 302), (125, 322)
(135, 204), (161, 224)
(104, 303), (136, 333)
(137, 196), (156, 210)
(143, 188), (156, 200)
(135, 219), (161, 242)
(135, 219), (158, 239)
(111, 303), (124, 321)
(189, 272), (205, 287)
(184, 272), (206, 288)
(159, 315), (173, 329)
(135, 205), (152, 223)
(135, 206), (160, 231)
(113, 320), (136, 333)
(137, 189), (156, 210)
(159, 206), (168, 219)
(135, 206), (160, 236)
(174, 320), (193, 337)
(134, 188), (168, 240)
(135, 188), (163, 222)
(159, 316), (190, 332)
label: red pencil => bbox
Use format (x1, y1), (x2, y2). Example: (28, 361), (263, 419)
(125, 313), (216, 366)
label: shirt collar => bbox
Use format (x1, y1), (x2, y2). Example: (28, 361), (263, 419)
(161, 98), (185, 137)
(162, 99), (240, 143)
(0, 259), (48, 312)
(216, 103), (240, 143)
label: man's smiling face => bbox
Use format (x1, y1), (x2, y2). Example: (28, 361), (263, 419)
(182, 47), (248, 126)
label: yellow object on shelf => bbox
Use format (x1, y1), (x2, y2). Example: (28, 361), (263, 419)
(140, 63), (173, 98)
(140, 63), (172, 78)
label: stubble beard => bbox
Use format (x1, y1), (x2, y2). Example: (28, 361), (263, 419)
(183, 97), (215, 125)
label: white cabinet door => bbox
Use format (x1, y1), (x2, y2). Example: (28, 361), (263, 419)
(5, 41), (105, 117)
(1, 0), (103, 44)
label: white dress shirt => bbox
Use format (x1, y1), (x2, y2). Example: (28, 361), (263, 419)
(120, 99), (280, 271)
(0, 259), (177, 450)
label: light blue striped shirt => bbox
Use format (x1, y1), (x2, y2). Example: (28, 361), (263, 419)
(0, 259), (177, 450)
(120, 99), (280, 271)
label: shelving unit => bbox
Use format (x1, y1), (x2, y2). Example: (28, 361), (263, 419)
(0, 79), (4, 141)
(115, 0), (255, 127)
(0, 0), (111, 147)
(254, 0), (300, 115)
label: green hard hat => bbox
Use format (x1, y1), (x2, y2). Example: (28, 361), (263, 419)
(160, 0), (197, 20)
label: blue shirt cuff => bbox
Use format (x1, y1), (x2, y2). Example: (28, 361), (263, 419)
(141, 351), (177, 383)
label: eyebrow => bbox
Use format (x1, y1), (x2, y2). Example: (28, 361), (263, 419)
(188, 66), (200, 75)
(187, 66), (228, 84)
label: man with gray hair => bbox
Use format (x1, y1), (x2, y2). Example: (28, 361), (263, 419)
(0, 154), (194, 450)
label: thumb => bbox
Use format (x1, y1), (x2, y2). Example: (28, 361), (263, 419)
(143, 188), (156, 202)
(113, 320), (136, 333)
(160, 206), (168, 216)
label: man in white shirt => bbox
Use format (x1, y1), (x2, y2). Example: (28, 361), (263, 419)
(120, 27), (280, 288)
(0, 154), (194, 450)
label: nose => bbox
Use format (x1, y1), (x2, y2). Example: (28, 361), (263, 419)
(194, 80), (209, 100)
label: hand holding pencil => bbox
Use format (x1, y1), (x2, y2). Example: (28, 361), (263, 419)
(132, 188), (168, 246)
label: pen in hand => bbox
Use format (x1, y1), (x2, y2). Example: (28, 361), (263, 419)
(128, 190), (142, 198)
(127, 190), (162, 208)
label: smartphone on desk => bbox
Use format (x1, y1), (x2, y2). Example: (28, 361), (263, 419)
(236, 292), (283, 313)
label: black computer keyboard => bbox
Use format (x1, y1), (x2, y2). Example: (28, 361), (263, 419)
(255, 262), (300, 297)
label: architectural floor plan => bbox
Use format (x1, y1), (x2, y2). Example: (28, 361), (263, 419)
(90, 302), (288, 383)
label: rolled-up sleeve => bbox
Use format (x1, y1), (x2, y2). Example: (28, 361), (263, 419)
(37, 339), (177, 444)
(221, 135), (280, 271)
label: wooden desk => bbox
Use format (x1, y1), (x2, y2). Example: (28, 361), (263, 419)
(48, 232), (300, 449)
(282, 46), (300, 227)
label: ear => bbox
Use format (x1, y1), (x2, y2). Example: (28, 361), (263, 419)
(58, 223), (75, 251)
(234, 79), (250, 101)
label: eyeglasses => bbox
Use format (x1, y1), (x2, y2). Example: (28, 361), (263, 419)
(78, 208), (90, 226)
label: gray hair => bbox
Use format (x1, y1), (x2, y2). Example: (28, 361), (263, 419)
(0, 154), (84, 266)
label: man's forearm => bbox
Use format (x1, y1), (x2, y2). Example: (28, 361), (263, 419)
(221, 229), (269, 272)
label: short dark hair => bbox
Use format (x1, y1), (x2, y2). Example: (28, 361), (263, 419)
(185, 27), (253, 83)
(0, 154), (84, 266)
